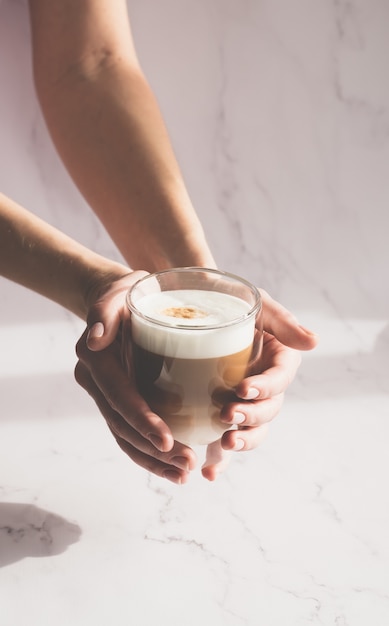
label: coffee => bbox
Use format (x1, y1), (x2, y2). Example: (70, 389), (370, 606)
(130, 288), (258, 445)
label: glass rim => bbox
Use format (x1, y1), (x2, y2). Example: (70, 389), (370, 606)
(126, 267), (262, 331)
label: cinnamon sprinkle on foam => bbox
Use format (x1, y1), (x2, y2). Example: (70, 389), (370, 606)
(161, 306), (208, 319)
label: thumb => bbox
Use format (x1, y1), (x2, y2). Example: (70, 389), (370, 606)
(259, 289), (319, 351)
(86, 297), (126, 352)
(85, 270), (148, 352)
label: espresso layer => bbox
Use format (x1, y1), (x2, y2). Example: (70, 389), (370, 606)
(133, 343), (253, 445)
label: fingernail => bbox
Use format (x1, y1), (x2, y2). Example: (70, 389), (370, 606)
(234, 438), (245, 451)
(163, 469), (183, 484)
(244, 388), (260, 400)
(232, 412), (245, 425)
(171, 456), (189, 471)
(87, 322), (104, 344)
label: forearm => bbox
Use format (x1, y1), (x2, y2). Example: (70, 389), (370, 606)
(0, 193), (129, 319)
(28, 0), (215, 272)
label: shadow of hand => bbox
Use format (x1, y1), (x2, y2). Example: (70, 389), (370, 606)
(0, 502), (81, 568)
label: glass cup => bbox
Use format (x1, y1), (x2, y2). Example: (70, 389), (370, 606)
(125, 267), (262, 446)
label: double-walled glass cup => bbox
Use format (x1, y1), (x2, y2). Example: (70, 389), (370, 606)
(126, 268), (262, 446)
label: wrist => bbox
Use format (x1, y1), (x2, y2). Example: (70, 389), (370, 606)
(79, 257), (133, 320)
(143, 226), (217, 273)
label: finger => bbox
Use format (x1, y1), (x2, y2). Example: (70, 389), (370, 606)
(201, 439), (233, 481)
(75, 360), (196, 480)
(220, 393), (285, 428)
(86, 296), (125, 351)
(75, 345), (174, 453)
(107, 416), (197, 472)
(112, 434), (192, 484)
(259, 289), (319, 350)
(221, 423), (270, 452)
(235, 337), (302, 400)
(86, 270), (148, 351)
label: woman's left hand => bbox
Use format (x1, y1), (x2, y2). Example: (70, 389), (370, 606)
(201, 289), (319, 480)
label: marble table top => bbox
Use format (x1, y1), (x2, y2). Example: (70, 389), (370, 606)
(1, 0), (388, 623)
(1, 311), (388, 626)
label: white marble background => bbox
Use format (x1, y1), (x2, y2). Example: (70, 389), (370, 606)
(0, 0), (388, 624)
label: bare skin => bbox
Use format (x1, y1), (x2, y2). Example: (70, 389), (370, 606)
(0, 193), (318, 483)
(1, 1), (321, 482)
(28, 0), (215, 272)
(76, 279), (318, 483)
(0, 193), (130, 318)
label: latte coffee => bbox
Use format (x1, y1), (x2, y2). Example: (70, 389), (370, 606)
(126, 270), (262, 446)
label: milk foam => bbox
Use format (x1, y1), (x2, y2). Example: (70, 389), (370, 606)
(131, 289), (255, 358)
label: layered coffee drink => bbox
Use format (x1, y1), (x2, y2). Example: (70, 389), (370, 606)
(127, 269), (262, 446)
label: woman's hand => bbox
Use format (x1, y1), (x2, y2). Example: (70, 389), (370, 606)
(201, 289), (319, 480)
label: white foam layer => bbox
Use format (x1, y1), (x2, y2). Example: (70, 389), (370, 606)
(131, 289), (256, 358)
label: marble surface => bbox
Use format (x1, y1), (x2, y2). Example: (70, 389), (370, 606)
(0, 1), (388, 624)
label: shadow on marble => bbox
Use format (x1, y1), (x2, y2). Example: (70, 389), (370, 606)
(0, 502), (81, 568)
(0, 372), (91, 421)
(296, 322), (389, 399)
(0, 322), (387, 427)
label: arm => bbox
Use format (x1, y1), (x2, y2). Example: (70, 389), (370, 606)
(26, 0), (319, 482)
(0, 192), (129, 319)
(0, 194), (318, 485)
(1, 192), (193, 476)
(28, 0), (215, 272)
